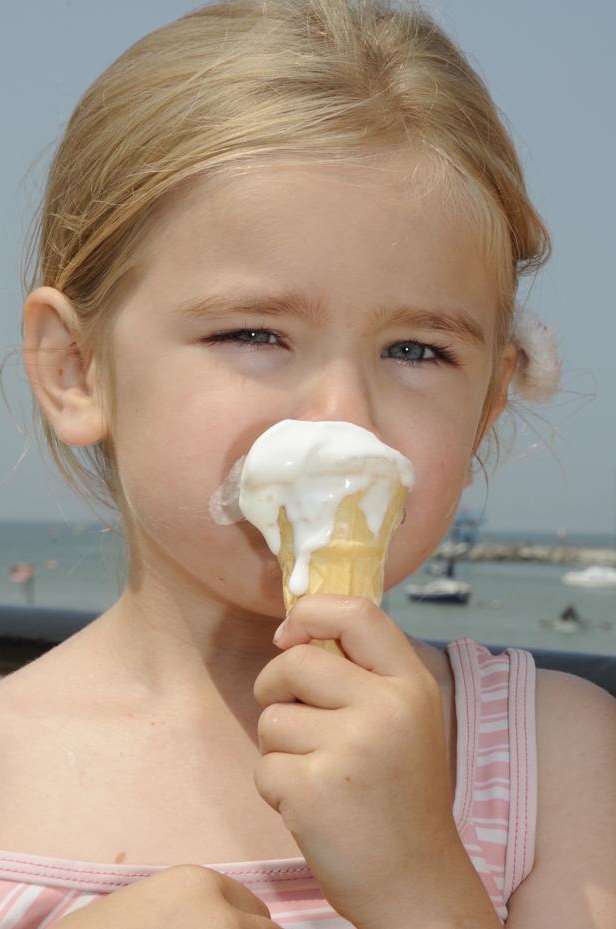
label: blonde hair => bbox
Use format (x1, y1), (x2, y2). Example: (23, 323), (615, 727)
(13, 0), (551, 526)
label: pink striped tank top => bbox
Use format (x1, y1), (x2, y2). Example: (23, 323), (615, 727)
(0, 637), (537, 927)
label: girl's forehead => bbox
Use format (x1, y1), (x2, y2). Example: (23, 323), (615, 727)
(156, 147), (455, 219)
(137, 153), (487, 273)
(126, 152), (502, 336)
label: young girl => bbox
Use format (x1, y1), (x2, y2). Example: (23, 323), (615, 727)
(1, 0), (614, 927)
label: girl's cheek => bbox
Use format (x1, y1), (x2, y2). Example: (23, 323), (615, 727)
(401, 432), (472, 528)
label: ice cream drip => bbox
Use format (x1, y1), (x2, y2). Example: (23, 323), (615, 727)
(237, 420), (415, 599)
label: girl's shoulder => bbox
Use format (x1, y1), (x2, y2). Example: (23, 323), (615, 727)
(534, 664), (616, 799)
(505, 665), (616, 927)
(534, 664), (616, 802)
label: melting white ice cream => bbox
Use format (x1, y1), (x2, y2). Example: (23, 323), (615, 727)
(233, 419), (415, 596)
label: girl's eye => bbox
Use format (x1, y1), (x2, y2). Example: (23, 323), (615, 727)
(385, 340), (458, 366)
(207, 328), (280, 347)
(203, 328), (459, 367)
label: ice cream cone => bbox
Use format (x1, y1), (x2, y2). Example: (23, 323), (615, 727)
(276, 482), (408, 657)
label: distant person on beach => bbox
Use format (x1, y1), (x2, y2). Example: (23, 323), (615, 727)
(1, 2), (614, 927)
(8, 562), (35, 606)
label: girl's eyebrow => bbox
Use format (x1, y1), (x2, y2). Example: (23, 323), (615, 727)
(175, 289), (486, 347)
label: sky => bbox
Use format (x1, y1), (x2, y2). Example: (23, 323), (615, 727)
(0, 0), (614, 535)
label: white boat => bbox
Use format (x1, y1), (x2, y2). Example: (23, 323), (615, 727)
(561, 565), (616, 589)
(405, 578), (472, 604)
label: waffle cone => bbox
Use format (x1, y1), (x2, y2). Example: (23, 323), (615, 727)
(276, 483), (408, 656)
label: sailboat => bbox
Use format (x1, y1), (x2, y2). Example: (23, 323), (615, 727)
(404, 510), (479, 605)
(562, 565), (616, 589)
(405, 556), (472, 604)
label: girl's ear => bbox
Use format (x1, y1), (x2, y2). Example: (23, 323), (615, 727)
(22, 286), (108, 447)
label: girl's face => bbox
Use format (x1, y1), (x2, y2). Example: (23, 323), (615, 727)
(109, 152), (515, 620)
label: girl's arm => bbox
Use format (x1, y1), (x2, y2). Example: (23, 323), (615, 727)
(505, 669), (616, 928)
(372, 830), (505, 928)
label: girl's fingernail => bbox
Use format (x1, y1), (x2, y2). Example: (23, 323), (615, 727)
(273, 618), (288, 644)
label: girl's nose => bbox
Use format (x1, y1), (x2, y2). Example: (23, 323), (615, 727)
(289, 356), (378, 437)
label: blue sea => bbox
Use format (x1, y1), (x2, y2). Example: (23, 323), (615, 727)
(1, 520), (615, 656)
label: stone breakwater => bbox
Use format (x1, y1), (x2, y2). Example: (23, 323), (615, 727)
(435, 541), (616, 567)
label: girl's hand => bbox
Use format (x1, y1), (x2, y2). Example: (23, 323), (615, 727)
(51, 864), (280, 929)
(253, 594), (457, 929)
